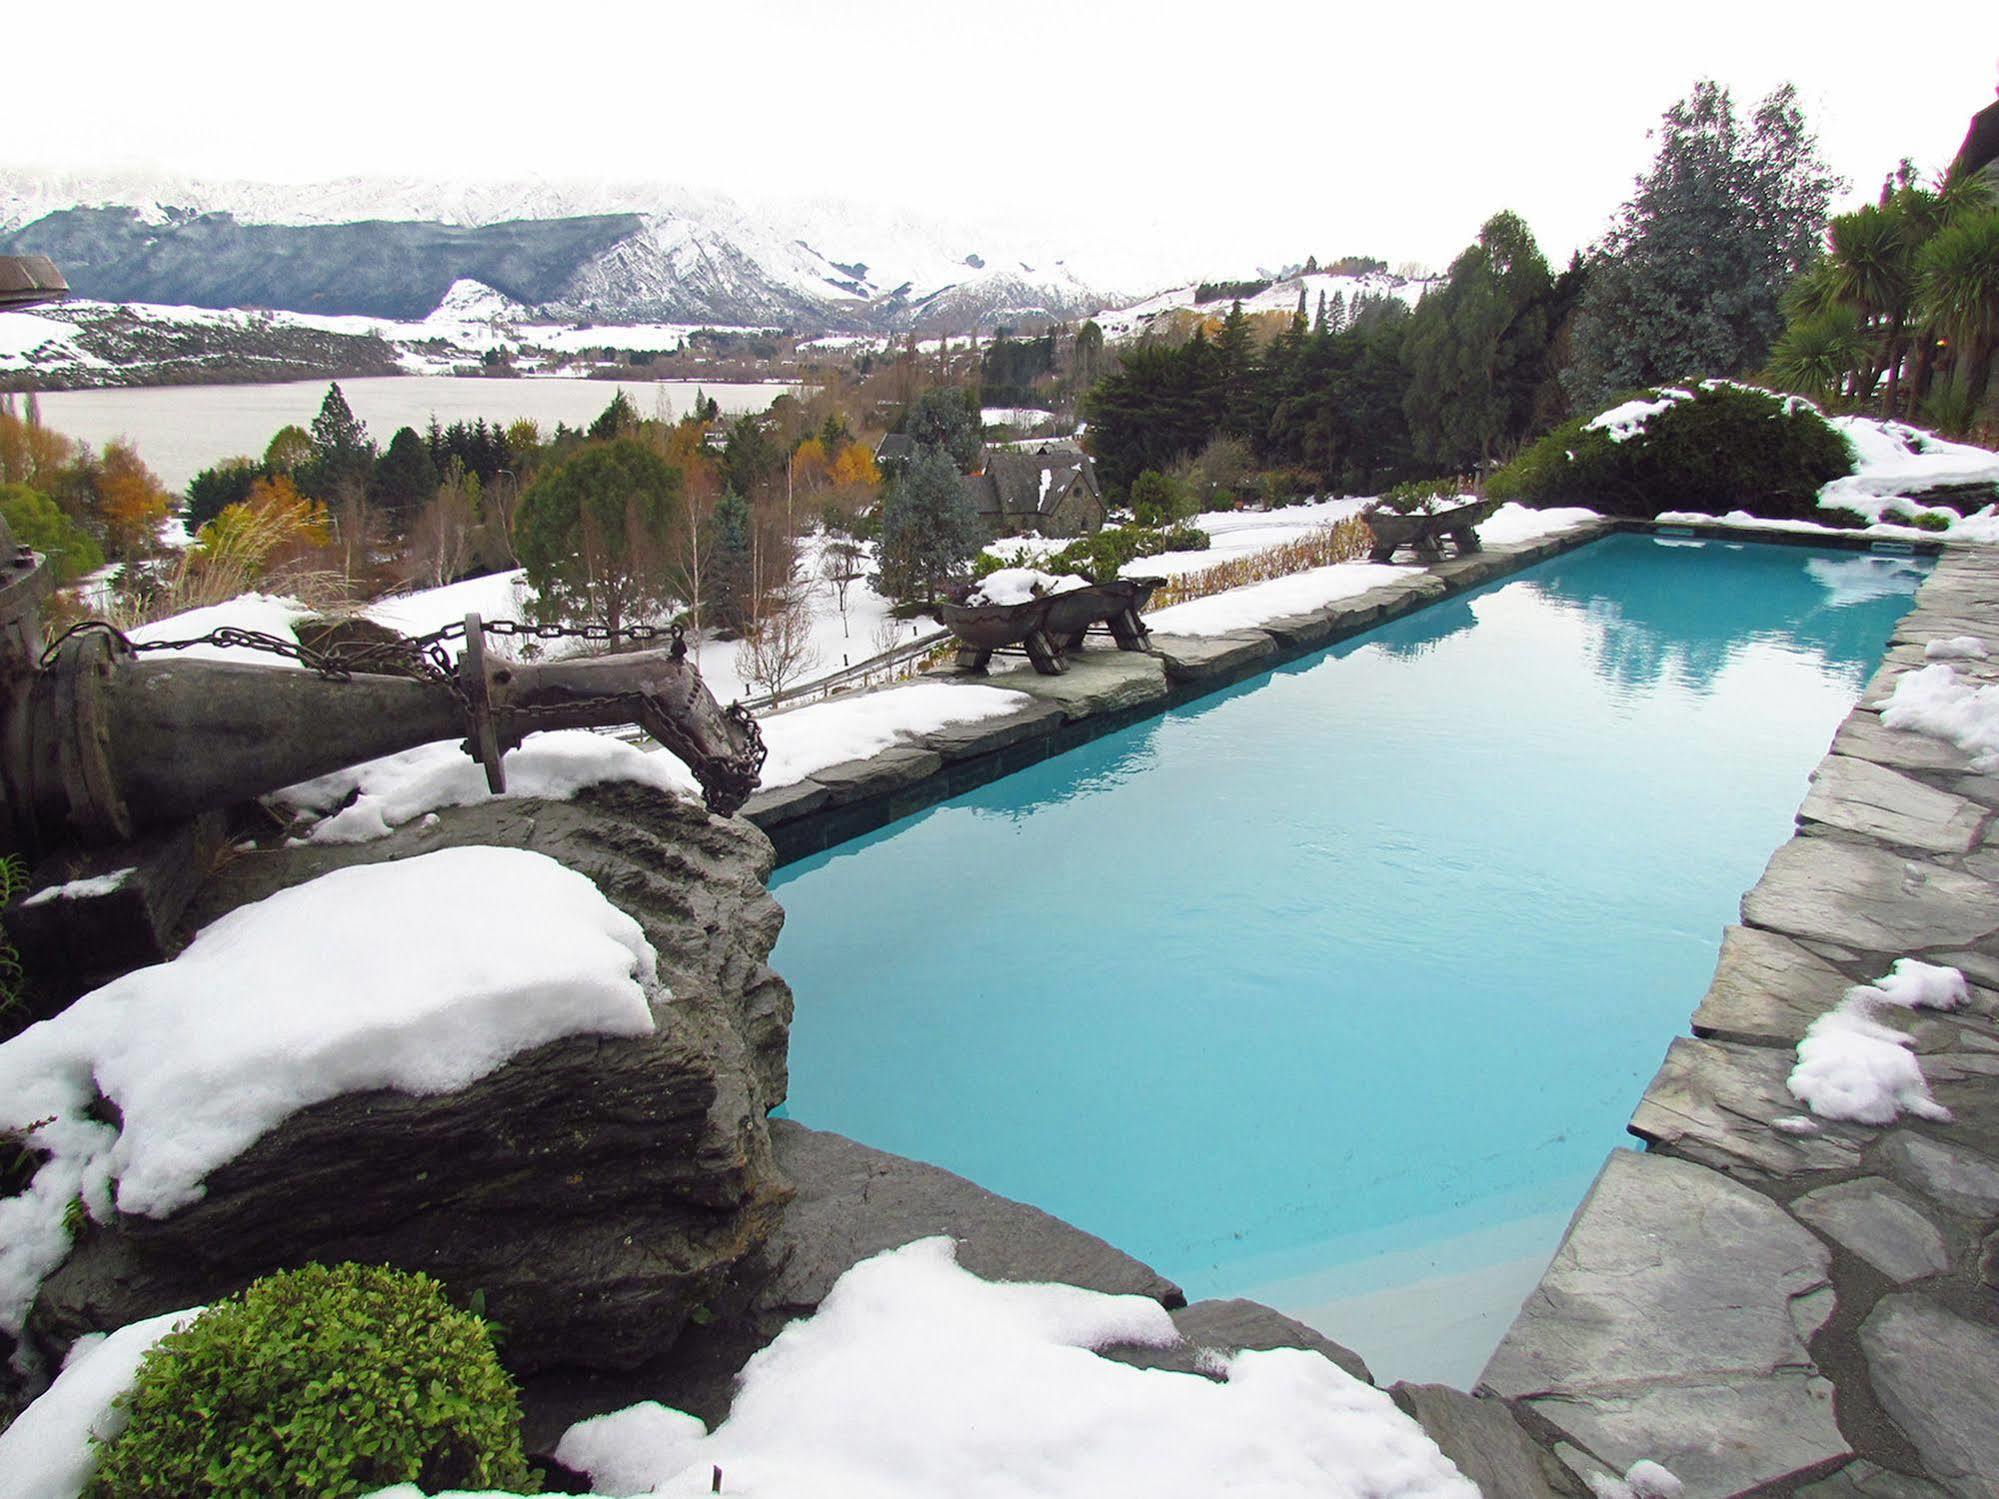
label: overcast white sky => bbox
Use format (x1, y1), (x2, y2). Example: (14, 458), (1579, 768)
(16, 1), (1999, 283)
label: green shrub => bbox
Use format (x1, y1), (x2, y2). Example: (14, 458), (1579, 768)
(1816, 506), (1870, 529)
(87, 1263), (538, 1499)
(1380, 477), (1476, 515)
(0, 484), (105, 585)
(1486, 384), (1854, 521)
(971, 524), (1211, 587)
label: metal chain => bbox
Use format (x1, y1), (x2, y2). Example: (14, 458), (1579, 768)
(39, 614), (766, 811)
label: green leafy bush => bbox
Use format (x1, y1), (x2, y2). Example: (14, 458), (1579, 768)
(87, 1263), (538, 1498)
(974, 523), (1210, 585)
(1486, 384), (1854, 520)
(1379, 477), (1477, 515)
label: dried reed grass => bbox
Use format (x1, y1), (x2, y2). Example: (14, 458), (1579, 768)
(1146, 515), (1373, 611)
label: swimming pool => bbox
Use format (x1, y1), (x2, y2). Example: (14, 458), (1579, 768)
(767, 534), (1927, 1385)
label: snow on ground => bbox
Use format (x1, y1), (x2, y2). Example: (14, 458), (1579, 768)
(1880, 662), (1999, 770)
(1094, 269), (1434, 342)
(1787, 959), (1967, 1125)
(980, 407), (1056, 428)
(0, 1306), (205, 1499)
(533, 1237), (1477, 1499)
(21, 1239), (1478, 1499)
(0, 847), (658, 1333)
(1476, 503), (1599, 546)
(1820, 415), (1999, 535)
(1144, 562), (1412, 637)
(127, 592), (316, 663)
(276, 730), (701, 843)
(363, 569), (536, 641)
(759, 684), (1031, 788)
(0, 311), (80, 364)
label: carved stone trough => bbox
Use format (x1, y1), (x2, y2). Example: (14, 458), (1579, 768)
(939, 576), (1165, 675)
(1362, 498), (1500, 563)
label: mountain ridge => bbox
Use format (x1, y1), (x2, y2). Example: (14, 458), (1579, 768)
(0, 169), (1151, 333)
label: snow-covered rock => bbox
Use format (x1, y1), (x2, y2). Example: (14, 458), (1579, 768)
(10, 787), (794, 1393)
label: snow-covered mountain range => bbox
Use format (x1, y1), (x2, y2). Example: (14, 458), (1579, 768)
(0, 170), (1146, 333)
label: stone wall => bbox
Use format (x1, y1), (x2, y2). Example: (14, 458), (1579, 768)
(1483, 545), (1999, 1499)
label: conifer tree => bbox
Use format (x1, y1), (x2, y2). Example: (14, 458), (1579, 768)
(1565, 81), (1839, 407)
(301, 383), (377, 500)
(876, 446), (981, 604)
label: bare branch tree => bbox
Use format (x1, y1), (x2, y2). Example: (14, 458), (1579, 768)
(819, 537), (867, 639)
(734, 582), (821, 699)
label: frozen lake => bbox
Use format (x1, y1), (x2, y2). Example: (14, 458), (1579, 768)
(32, 376), (797, 493)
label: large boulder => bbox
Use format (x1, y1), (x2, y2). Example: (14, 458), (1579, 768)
(17, 783), (795, 1385)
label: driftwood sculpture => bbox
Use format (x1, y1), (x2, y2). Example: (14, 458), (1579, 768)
(937, 577), (1164, 676)
(1362, 499), (1500, 564)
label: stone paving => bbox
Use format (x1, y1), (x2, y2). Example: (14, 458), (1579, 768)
(1482, 544), (1999, 1498)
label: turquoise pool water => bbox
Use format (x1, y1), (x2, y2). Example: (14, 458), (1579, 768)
(768, 535), (1927, 1384)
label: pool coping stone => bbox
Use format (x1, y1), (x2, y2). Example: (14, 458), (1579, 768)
(1482, 539), (1999, 1498)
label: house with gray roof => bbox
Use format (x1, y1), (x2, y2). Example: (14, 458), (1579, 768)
(959, 447), (1106, 540)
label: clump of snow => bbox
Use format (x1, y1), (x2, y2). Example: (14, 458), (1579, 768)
(127, 592), (316, 665)
(1585, 389), (1692, 443)
(1787, 959), (1966, 1125)
(0, 1307), (205, 1499)
(19, 869), (134, 908)
(1880, 663), (1999, 770)
(1820, 416), (1999, 535)
(0, 847), (658, 1334)
(276, 730), (699, 844)
(549, 1237), (1476, 1499)
(759, 684), (1032, 789)
(965, 568), (1090, 607)
(1144, 563), (1410, 638)
(1589, 1458), (1685, 1499)
(555, 1403), (707, 1495)
(1925, 636), (1988, 661)
(1476, 504), (1598, 546)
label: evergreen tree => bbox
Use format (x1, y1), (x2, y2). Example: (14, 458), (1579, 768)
(184, 458), (262, 532)
(372, 427), (440, 528)
(708, 488), (756, 629)
(1213, 300), (1258, 437)
(1565, 81), (1840, 407)
(588, 390), (638, 441)
(1401, 211), (1554, 471)
(901, 387), (983, 472)
(720, 414), (781, 498)
(513, 438), (683, 641)
(876, 446), (981, 604)
(300, 383), (377, 500)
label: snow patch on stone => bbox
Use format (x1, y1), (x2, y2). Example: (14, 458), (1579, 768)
(1787, 959), (1966, 1126)
(0, 848), (658, 1334)
(552, 1237), (1477, 1499)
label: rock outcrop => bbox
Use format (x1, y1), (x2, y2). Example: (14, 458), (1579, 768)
(16, 784), (795, 1385)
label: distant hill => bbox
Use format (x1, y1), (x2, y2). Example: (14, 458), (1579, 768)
(0, 172), (1124, 333)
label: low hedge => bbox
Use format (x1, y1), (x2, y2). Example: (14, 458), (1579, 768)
(1486, 383), (1854, 520)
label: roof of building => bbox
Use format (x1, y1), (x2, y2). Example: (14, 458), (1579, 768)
(981, 451), (1097, 518)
